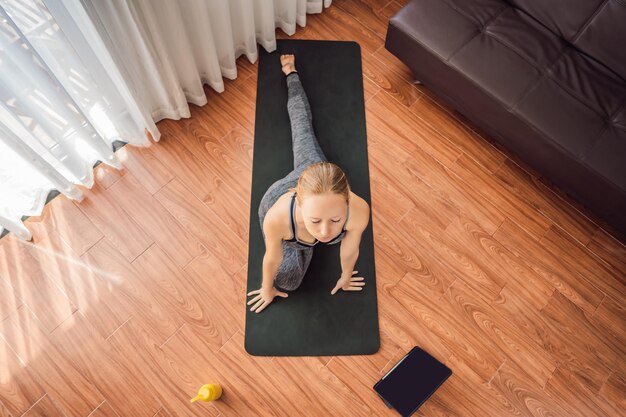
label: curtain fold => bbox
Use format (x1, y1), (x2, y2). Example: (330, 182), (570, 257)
(0, 0), (332, 241)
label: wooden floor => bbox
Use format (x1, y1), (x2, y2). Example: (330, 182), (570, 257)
(1, 0), (625, 416)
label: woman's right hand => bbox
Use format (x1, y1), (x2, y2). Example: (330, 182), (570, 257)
(247, 286), (289, 313)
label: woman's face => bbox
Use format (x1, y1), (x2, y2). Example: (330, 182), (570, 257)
(299, 192), (347, 242)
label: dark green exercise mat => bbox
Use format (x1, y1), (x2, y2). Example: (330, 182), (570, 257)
(244, 39), (379, 356)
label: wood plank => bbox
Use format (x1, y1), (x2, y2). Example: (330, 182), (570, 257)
(389, 272), (505, 381)
(51, 313), (161, 417)
(0, 277), (21, 322)
(0, 236), (76, 332)
(325, 352), (401, 416)
(541, 225), (626, 305)
(400, 140), (505, 234)
(21, 395), (67, 417)
(154, 178), (246, 275)
(81, 239), (182, 346)
(493, 287), (617, 393)
(593, 295), (625, 341)
(148, 125), (250, 243)
(0, 338), (45, 417)
(90, 401), (122, 417)
(410, 95), (506, 173)
(400, 212), (505, 302)
(494, 159), (597, 244)
(368, 91), (460, 166)
(51, 312), (162, 417)
(132, 244), (227, 342)
(600, 372), (626, 411)
(445, 280), (556, 386)
(372, 243), (407, 287)
(369, 162), (415, 222)
(335, 0), (395, 43)
(545, 366), (621, 417)
(30, 231), (132, 340)
(377, 277), (452, 362)
(489, 360), (571, 417)
(153, 407), (178, 417)
(265, 340), (377, 416)
(116, 145), (175, 195)
(416, 354), (520, 417)
(162, 326), (270, 417)
(167, 119), (252, 200)
(587, 227), (626, 274)
(444, 216), (554, 308)
(182, 249), (244, 347)
(202, 82), (256, 136)
(367, 119), (459, 231)
(451, 154), (551, 240)
(108, 172), (204, 268)
(0, 306), (103, 417)
(375, 212), (456, 296)
(336, 0), (397, 14)
(106, 319), (217, 417)
(307, 4), (384, 56)
(361, 50), (422, 108)
(541, 291), (625, 379)
(235, 71), (257, 107)
(494, 219), (605, 314)
(74, 181), (153, 262)
(35, 195), (102, 255)
(93, 162), (125, 189)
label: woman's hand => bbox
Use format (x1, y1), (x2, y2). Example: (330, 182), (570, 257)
(247, 286), (289, 313)
(331, 271), (365, 295)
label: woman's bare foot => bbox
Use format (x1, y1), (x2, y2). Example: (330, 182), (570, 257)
(280, 54), (296, 76)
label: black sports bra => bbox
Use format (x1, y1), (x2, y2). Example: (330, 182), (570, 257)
(285, 192), (349, 247)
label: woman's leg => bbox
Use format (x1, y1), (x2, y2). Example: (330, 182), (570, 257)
(286, 72), (327, 171)
(274, 244), (314, 291)
(258, 171), (299, 232)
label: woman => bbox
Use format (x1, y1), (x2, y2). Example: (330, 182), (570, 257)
(247, 54), (370, 314)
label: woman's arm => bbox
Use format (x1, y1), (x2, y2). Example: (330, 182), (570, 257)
(261, 211), (284, 291)
(339, 227), (364, 278)
(338, 197), (370, 279)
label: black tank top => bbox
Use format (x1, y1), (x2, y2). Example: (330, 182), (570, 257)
(285, 192), (349, 248)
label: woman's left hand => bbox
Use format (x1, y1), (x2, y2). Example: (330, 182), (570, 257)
(331, 271), (365, 295)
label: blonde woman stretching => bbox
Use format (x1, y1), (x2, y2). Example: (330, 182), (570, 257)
(247, 54), (370, 314)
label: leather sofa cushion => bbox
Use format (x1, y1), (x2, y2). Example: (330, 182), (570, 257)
(508, 0), (626, 80)
(572, 0), (626, 81)
(392, 0), (626, 191)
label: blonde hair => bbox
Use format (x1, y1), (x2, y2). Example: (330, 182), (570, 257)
(289, 162), (350, 204)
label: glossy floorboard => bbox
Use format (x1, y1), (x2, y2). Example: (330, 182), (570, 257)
(1, 1), (624, 416)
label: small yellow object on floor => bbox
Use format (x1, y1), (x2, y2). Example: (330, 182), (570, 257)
(190, 383), (223, 403)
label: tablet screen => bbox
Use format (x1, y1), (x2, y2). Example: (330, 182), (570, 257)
(373, 346), (452, 417)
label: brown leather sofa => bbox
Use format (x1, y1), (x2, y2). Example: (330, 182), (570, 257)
(385, 0), (626, 235)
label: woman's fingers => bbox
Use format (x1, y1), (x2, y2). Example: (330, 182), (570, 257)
(350, 277), (365, 281)
(352, 270), (359, 275)
(345, 287), (363, 291)
(247, 294), (261, 305)
(255, 301), (269, 313)
(351, 282), (365, 286)
(247, 289), (260, 296)
(251, 298), (264, 311)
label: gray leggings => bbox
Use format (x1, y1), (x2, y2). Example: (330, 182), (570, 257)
(257, 72), (327, 291)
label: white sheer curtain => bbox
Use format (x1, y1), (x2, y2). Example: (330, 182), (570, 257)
(0, 0), (332, 241)
(83, 0), (333, 120)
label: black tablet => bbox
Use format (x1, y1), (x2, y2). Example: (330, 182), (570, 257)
(373, 346), (452, 416)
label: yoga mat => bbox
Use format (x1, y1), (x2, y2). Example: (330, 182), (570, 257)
(245, 39), (379, 356)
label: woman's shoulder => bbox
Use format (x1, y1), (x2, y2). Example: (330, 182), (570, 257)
(262, 191), (293, 239)
(346, 191), (370, 232)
